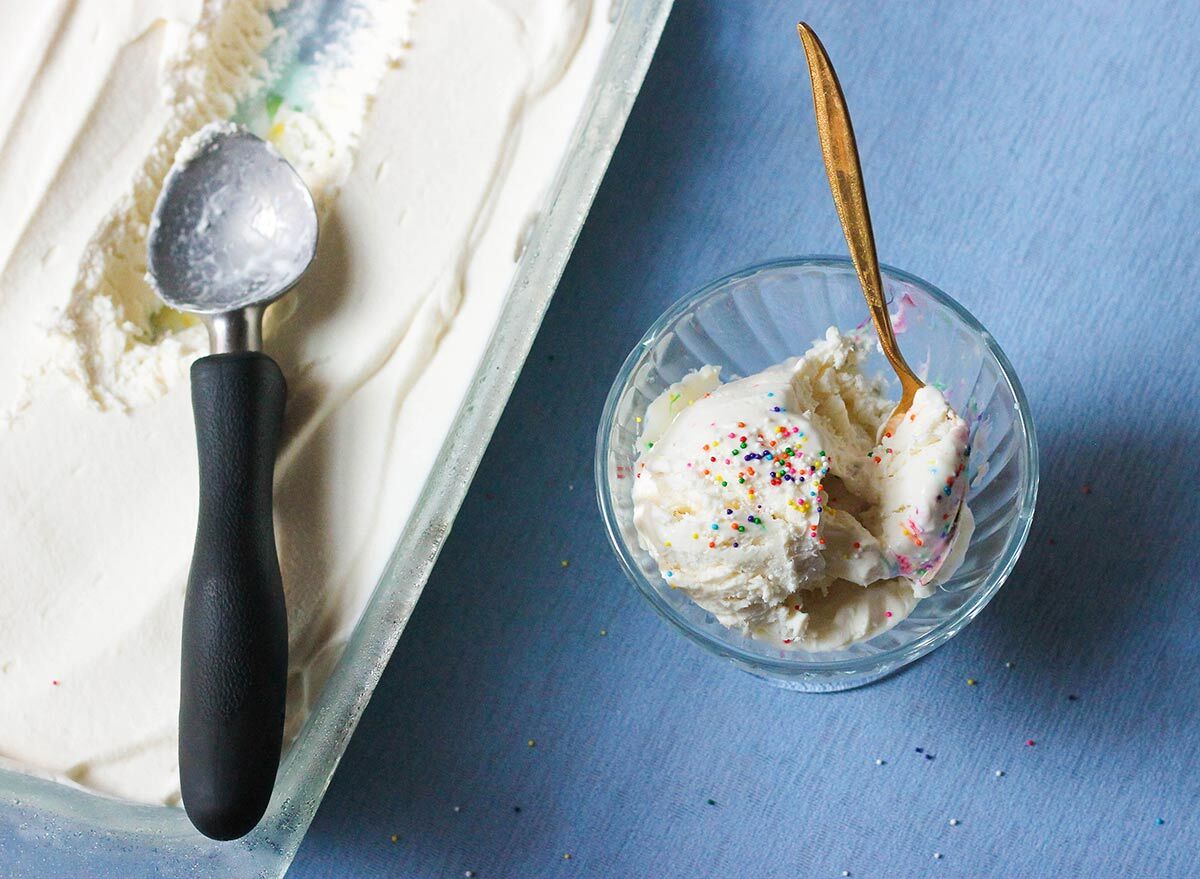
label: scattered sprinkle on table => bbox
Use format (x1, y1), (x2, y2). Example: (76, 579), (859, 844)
(1156, 818), (1165, 826)
(599, 629), (607, 636)
(875, 758), (885, 766)
(966, 678), (977, 686)
(995, 770), (1005, 777)
(949, 818), (959, 826)
(560, 560), (569, 568)
(465, 872), (475, 877)
(933, 852), (943, 860)
(842, 872), (851, 877)
(563, 853), (572, 860)
(1081, 483), (1092, 494)
(707, 799), (717, 806)
(454, 806), (462, 813)
(1004, 661), (1014, 669)
(1026, 739), (1036, 747)
(390, 834), (398, 843)
(527, 739), (536, 748)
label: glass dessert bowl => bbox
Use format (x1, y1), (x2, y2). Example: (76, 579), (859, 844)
(596, 256), (1038, 691)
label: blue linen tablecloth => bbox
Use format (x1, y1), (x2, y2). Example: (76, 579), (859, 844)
(287, 1), (1200, 876)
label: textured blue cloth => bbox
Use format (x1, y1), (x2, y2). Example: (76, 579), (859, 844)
(287, 1), (1200, 876)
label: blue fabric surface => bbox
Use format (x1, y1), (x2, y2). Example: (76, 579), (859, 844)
(286, 1), (1200, 876)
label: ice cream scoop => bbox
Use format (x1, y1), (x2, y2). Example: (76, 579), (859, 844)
(797, 23), (965, 582)
(147, 122), (317, 840)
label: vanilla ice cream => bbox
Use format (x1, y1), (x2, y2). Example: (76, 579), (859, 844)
(632, 328), (972, 651)
(0, 0), (612, 803)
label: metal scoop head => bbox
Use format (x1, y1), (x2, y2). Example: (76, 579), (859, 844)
(148, 122), (317, 315)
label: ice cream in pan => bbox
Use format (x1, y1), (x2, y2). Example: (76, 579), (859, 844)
(0, 0), (613, 810)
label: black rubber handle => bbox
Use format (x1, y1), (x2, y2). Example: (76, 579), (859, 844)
(180, 351), (288, 841)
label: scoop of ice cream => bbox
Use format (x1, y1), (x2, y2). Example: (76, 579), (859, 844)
(633, 359), (841, 633)
(788, 330), (972, 590)
(631, 327), (971, 651)
(872, 386), (971, 588)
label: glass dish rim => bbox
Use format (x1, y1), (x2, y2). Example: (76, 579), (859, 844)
(595, 254), (1040, 676)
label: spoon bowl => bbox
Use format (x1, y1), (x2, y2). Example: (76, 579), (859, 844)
(148, 123), (317, 315)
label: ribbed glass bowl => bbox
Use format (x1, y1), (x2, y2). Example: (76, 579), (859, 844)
(596, 256), (1038, 690)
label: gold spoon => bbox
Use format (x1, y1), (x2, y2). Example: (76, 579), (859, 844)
(798, 22), (964, 583)
(797, 22), (921, 439)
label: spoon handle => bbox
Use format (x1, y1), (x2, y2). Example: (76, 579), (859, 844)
(797, 23), (922, 395)
(179, 351), (288, 841)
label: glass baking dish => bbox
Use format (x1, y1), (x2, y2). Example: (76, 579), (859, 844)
(0, 1), (674, 875)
